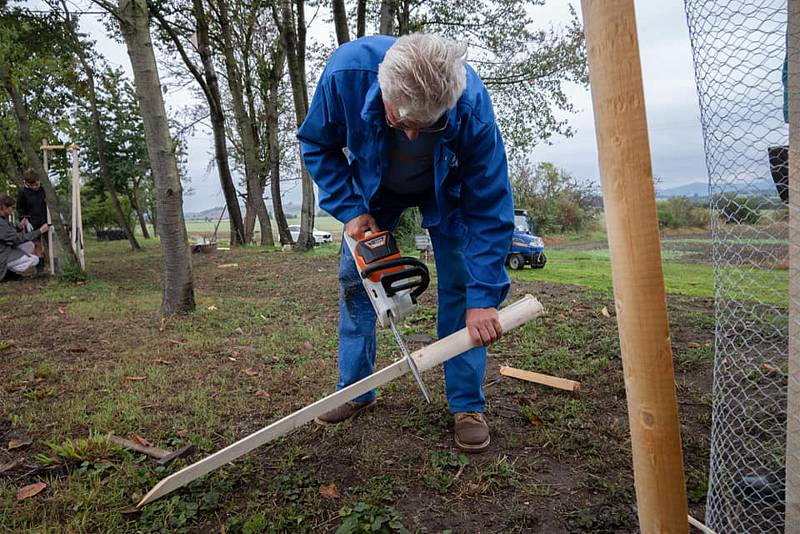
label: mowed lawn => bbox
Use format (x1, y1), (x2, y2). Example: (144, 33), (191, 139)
(513, 248), (789, 306)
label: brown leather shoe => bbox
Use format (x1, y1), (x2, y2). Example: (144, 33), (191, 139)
(314, 399), (377, 425)
(454, 412), (490, 453)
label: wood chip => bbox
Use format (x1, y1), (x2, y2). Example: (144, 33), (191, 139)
(16, 481), (47, 500)
(124, 376), (147, 382)
(601, 306), (611, 318)
(217, 263), (239, 268)
(254, 389), (270, 399)
(154, 359), (172, 365)
(687, 341), (701, 349)
(243, 368), (260, 377)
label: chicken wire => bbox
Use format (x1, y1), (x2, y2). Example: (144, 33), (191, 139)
(684, 1), (795, 532)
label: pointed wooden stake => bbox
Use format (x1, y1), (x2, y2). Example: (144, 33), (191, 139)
(138, 295), (544, 507)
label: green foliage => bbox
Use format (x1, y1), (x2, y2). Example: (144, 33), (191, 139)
(511, 161), (598, 233)
(392, 207), (422, 250)
(336, 502), (408, 534)
(57, 260), (88, 283)
(423, 450), (469, 493)
(410, 2), (587, 152)
(656, 196), (709, 229)
(718, 194), (762, 225)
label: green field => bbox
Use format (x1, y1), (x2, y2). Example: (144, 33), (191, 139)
(513, 248), (788, 305)
(182, 217), (343, 238)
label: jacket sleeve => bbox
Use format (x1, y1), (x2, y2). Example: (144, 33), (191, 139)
(297, 74), (368, 224)
(15, 189), (27, 220)
(457, 109), (515, 310)
(0, 221), (39, 247)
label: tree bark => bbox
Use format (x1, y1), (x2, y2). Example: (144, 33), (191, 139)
(332, 0), (349, 45)
(76, 50), (141, 250)
(378, 0), (396, 35)
(191, 0), (246, 246)
(131, 180), (151, 238)
(356, 0), (366, 38)
(216, 0), (271, 246)
(0, 63), (81, 268)
(275, 0), (315, 250)
(117, 0), (195, 315)
(263, 45), (292, 245)
(149, 0), (246, 247)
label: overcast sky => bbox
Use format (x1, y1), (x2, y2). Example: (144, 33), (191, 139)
(54, 0), (708, 213)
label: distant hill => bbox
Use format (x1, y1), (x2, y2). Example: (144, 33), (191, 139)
(657, 179), (777, 198)
(185, 202), (303, 220)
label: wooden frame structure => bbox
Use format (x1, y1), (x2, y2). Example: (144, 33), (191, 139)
(41, 140), (86, 273)
(580, 1), (688, 531)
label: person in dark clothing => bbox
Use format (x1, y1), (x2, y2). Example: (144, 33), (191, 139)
(0, 193), (49, 281)
(15, 168), (48, 270)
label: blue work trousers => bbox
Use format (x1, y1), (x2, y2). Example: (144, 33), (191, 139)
(337, 190), (486, 413)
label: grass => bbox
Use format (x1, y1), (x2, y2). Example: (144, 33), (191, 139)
(513, 248), (789, 305)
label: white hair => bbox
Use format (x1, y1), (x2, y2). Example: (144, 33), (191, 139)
(378, 33), (468, 125)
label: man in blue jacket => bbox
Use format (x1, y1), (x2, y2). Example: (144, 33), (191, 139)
(297, 33), (514, 453)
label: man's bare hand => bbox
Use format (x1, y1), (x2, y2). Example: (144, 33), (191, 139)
(345, 213), (379, 240)
(466, 308), (503, 346)
(39, 224), (49, 234)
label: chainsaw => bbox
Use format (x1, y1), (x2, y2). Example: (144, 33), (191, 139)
(344, 230), (432, 403)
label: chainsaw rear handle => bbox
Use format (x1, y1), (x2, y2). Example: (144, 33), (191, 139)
(360, 257), (430, 302)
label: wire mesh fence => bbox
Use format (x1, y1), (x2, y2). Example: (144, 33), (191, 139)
(684, 1), (795, 532)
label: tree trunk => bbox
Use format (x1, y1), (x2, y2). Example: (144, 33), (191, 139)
(191, 0), (246, 246)
(264, 46), (292, 245)
(397, 0), (410, 36)
(276, 0), (314, 250)
(117, 0), (195, 315)
(379, 0), (396, 35)
(332, 0), (349, 45)
(217, 0), (270, 247)
(0, 63), (81, 268)
(131, 181), (151, 238)
(356, 0), (366, 38)
(77, 50), (141, 251)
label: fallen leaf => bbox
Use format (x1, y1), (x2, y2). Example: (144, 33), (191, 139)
(573, 307), (590, 313)
(601, 306), (611, 318)
(207, 305), (218, 311)
(235, 327), (245, 335)
(0, 457), (24, 473)
(194, 372), (204, 380)
(259, 314), (267, 321)
(16, 482), (47, 500)
(244, 368), (260, 377)
(57, 307), (65, 314)
(762, 363), (781, 375)
(302, 341), (314, 351)
(0, 341), (17, 351)
(168, 339), (185, 346)
(271, 356), (280, 363)
(154, 359), (172, 365)
(319, 483), (339, 498)
(528, 415), (544, 428)
(687, 341), (701, 349)
(123, 376), (147, 382)
(228, 356), (237, 362)
(131, 435), (154, 448)
(8, 439), (32, 450)
(254, 389), (270, 399)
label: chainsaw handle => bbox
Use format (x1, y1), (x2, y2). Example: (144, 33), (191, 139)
(361, 257), (430, 302)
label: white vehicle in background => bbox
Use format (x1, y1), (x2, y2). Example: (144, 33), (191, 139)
(288, 225), (333, 244)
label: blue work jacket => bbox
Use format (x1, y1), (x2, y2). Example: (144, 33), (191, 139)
(297, 36), (514, 309)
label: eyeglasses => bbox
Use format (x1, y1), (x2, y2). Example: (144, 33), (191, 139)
(386, 113), (449, 134)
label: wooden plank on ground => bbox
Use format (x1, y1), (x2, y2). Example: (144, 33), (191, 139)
(499, 366), (580, 392)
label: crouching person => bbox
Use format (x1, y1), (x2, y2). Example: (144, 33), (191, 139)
(0, 193), (49, 281)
